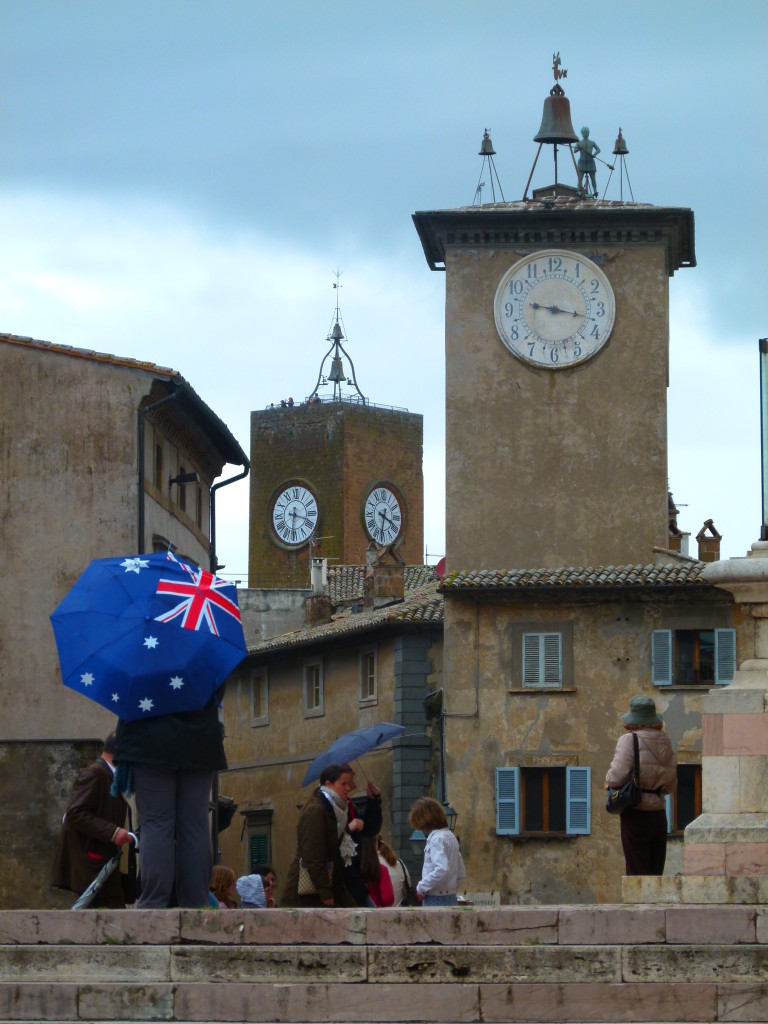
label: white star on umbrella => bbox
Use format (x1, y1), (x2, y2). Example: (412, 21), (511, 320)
(143, 636), (159, 649)
(121, 557), (150, 574)
(138, 697), (154, 712)
(81, 672), (94, 687)
(169, 676), (184, 690)
(112, 693), (119, 703)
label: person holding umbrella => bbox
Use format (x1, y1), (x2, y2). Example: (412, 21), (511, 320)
(113, 686), (227, 908)
(282, 764), (359, 908)
(51, 731), (135, 908)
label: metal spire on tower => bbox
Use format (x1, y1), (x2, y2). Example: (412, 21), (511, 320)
(308, 271), (366, 404)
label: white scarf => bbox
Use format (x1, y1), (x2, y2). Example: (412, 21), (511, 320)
(320, 785), (358, 867)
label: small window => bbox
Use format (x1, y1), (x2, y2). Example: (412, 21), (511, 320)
(154, 443), (163, 490)
(652, 628), (735, 686)
(179, 465), (187, 512)
(665, 764), (701, 834)
(250, 668), (268, 727)
(522, 632), (562, 688)
(496, 766), (590, 836)
(360, 647), (377, 704)
(304, 659), (323, 717)
(242, 808), (273, 870)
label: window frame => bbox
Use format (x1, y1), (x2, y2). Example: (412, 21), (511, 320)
(496, 765), (590, 837)
(359, 645), (378, 705)
(652, 628), (735, 686)
(303, 658), (324, 717)
(250, 666), (269, 727)
(665, 763), (702, 835)
(242, 808), (273, 871)
(522, 632), (563, 689)
(508, 620), (574, 691)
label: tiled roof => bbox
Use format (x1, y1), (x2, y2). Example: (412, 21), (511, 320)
(248, 578), (443, 655)
(326, 564), (438, 604)
(439, 563), (710, 591)
(1, 331), (179, 377)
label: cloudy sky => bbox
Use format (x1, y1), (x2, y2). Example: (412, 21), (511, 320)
(2, 1), (766, 580)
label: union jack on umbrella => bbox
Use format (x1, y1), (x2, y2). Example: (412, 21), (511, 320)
(50, 552), (248, 721)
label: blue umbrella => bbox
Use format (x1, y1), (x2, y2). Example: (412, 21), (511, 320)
(50, 551), (247, 722)
(302, 723), (405, 786)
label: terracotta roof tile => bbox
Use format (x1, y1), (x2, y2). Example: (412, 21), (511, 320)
(439, 563), (709, 591)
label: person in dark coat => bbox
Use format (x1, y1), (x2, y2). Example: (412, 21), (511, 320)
(113, 688), (226, 908)
(339, 764), (383, 907)
(51, 731), (134, 908)
(281, 764), (358, 908)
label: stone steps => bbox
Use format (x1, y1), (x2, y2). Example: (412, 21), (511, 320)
(1, 905), (767, 1022)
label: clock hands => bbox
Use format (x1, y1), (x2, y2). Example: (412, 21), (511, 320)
(377, 508), (395, 529)
(530, 301), (582, 318)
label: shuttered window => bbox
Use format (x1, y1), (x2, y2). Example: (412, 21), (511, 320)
(522, 632), (562, 688)
(652, 628), (735, 687)
(496, 766), (590, 836)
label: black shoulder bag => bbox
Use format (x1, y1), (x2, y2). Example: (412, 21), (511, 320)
(605, 733), (642, 815)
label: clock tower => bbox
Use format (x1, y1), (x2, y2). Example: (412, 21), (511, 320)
(248, 294), (424, 589)
(413, 77), (694, 572)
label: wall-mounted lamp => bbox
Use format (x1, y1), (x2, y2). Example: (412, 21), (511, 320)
(409, 829), (426, 858)
(169, 471), (199, 487)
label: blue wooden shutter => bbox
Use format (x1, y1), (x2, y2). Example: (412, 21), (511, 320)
(496, 767), (519, 835)
(543, 634), (562, 686)
(652, 629), (673, 686)
(565, 766), (590, 835)
(715, 628), (736, 685)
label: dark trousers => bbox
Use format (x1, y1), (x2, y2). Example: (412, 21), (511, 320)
(620, 808), (668, 875)
(133, 763), (214, 908)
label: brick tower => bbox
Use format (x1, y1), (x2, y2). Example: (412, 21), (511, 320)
(248, 293), (423, 588)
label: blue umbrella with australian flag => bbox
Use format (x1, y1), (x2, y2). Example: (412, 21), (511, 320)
(50, 551), (247, 721)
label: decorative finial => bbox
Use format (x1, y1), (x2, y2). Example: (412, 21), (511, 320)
(307, 272), (366, 405)
(473, 128), (505, 205)
(552, 51), (568, 82)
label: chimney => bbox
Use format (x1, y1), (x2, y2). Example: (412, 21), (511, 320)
(668, 491), (681, 551)
(696, 519), (722, 563)
(310, 556), (327, 594)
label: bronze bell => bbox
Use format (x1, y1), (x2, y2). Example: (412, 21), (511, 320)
(327, 355), (345, 383)
(534, 88), (578, 144)
(479, 129), (495, 156)
(330, 322), (343, 342)
(613, 128), (629, 155)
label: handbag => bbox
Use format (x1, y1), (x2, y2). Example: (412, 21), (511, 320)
(297, 859), (331, 896)
(605, 733), (642, 815)
(398, 858), (420, 907)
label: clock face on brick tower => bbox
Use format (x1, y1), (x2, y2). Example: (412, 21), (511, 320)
(493, 249), (615, 369)
(364, 485), (403, 546)
(270, 483), (318, 548)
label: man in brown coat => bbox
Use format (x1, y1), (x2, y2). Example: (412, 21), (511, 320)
(52, 731), (134, 907)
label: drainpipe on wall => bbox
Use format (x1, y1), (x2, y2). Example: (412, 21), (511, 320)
(209, 461), (250, 574)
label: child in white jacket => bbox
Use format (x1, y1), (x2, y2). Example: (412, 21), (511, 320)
(409, 797), (465, 906)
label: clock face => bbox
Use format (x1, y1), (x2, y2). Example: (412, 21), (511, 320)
(271, 484), (318, 547)
(364, 486), (402, 546)
(493, 250), (615, 369)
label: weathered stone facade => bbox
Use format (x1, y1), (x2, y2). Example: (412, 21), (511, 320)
(0, 333), (247, 908)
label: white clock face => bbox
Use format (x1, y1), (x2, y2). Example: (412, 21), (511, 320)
(271, 484), (318, 547)
(364, 486), (402, 545)
(493, 250), (615, 369)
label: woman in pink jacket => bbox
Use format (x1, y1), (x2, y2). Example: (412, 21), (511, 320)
(605, 696), (677, 875)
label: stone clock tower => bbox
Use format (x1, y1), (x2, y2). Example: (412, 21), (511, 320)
(413, 196), (694, 572)
(248, 303), (423, 589)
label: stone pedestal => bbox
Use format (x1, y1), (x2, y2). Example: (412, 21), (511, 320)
(684, 542), (768, 878)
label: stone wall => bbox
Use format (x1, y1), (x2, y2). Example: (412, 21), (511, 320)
(1, 905), (767, 1022)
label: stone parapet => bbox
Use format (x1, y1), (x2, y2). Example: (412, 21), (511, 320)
(1, 906), (768, 1022)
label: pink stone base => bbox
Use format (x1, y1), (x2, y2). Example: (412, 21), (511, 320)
(684, 842), (768, 875)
